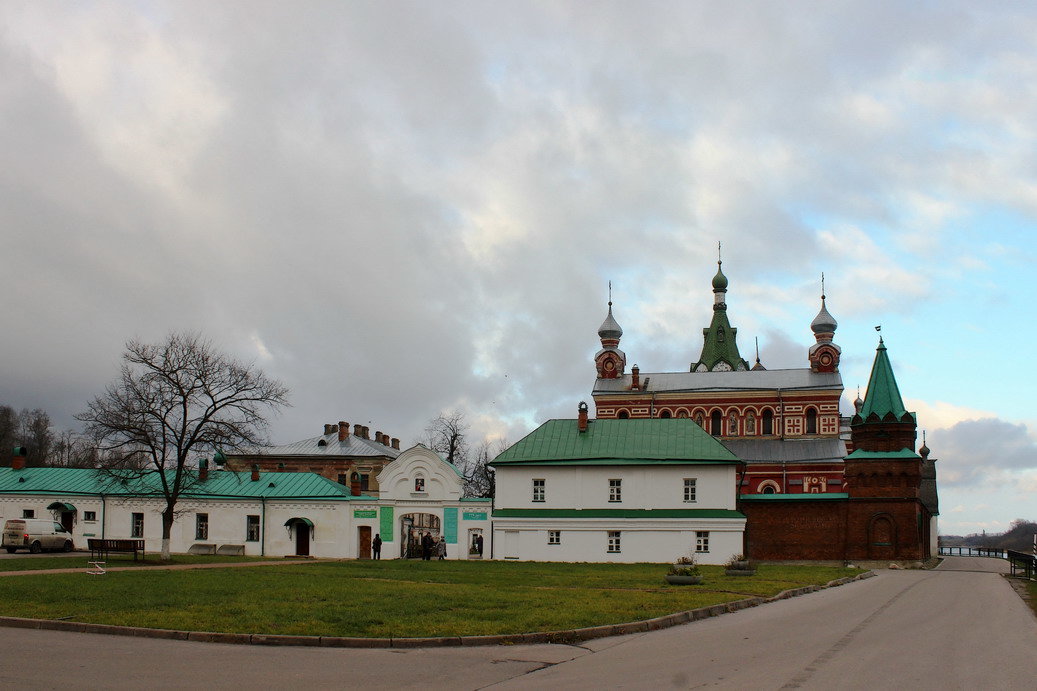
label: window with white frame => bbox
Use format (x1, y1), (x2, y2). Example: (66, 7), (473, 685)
(22, 509), (35, 518)
(131, 512), (144, 538)
(532, 478), (545, 502)
(195, 513), (209, 541)
(609, 478), (622, 502)
(696, 530), (710, 553)
(607, 531), (621, 553)
(683, 478), (697, 503)
(246, 515), (260, 542)
(548, 530), (560, 545)
(84, 511), (97, 522)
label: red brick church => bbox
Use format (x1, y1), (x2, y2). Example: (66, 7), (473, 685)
(590, 260), (938, 563)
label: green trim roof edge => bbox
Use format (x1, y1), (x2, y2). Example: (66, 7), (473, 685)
(493, 458), (741, 467)
(845, 449), (921, 460)
(740, 493), (850, 501)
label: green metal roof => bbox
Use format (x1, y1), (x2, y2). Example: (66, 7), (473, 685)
(0, 467), (352, 501)
(490, 419), (741, 466)
(740, 493), (849, 501)
(858, 338), (914, 422)
(844, 449), (921, 460)
(492, 508), (745, 519)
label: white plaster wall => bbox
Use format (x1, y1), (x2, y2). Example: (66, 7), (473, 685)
(491, 520), (745, 565)
(494, 465), (739, 510)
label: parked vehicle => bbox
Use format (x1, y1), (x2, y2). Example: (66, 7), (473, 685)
(2, 519), (75, 553)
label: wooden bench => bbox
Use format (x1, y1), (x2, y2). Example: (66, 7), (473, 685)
(88, 538), (145, 562)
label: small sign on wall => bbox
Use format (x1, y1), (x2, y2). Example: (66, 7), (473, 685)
(462, 511), (487, 521)
(353, 510), (377, 518)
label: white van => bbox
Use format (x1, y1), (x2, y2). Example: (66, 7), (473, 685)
(2, 519), (75, 553)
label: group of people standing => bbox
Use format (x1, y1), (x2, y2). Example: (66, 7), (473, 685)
(419, 531), (447, 560)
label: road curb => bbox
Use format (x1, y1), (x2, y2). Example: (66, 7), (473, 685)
(0, 571), (875, 648)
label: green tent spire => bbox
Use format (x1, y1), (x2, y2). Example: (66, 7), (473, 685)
(691, 252), (748, 372)
(858, 337), (913, 421)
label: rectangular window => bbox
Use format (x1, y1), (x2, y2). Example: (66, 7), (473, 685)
(246, 515), (260, 542)
(607, 531), (621, 553)
(131, 512), (144, 538)
(683, 478), (697, 503)
(83, 511), (97, 522)
(696, 531), (710, 553)
(609, 479), (622, 503)
(532, 478), (545, 502)
(22, 509), (35, 518)
(195, 513), (209, 541)
(359, 474), (370, 491)
(548, 530), (560, 545)
(337, 474), (349, 486)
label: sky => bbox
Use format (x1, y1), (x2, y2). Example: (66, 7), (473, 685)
(1, 2), (1034, 536)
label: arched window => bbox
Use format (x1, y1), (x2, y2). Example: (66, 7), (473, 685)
(617, 410), (630, 419)
(659, 410), (671, 419)
(710, 411), (722, 436)
(728, 411), (738, 436)
(806, 408), (818, 434)
(762, 485), (776, 494)
(745, 412), (756, 435)
(762, 409), (774, 435)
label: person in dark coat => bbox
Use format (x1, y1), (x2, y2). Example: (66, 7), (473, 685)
(476, 533), (483, 556)
(421, 531), (433, 560)
(372, 533), (382, 560)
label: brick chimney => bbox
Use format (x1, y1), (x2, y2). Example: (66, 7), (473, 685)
(578, 401), (589, 433)
(338, 422), (349, 442)
(350, 472), (361, 496)
(11, 446), (26, 470)
(251, 464), (260, 482)
(199, 459), (209, 482)
(323, 424), (334, 435)
(375, 431), (382, 444)
(391, 438), (400, 450)
(631, 365), (640, 391)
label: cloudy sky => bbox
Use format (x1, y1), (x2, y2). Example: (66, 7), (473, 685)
(2, 2), (1034, 535)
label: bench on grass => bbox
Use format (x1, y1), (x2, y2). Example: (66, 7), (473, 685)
(87, 538), (145, 562)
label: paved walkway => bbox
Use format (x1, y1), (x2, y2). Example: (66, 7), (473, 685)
(0, 557), (319, 577)
(1, 557), (1034, 689)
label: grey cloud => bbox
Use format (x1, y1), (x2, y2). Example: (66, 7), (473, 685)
(930, 418), (1037, 487)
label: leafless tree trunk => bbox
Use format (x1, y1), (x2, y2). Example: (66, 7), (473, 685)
(424, 410), (504, 498)
(77, 332), (289, 560)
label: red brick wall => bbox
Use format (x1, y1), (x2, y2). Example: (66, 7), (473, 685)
(742, 500), (848, 560)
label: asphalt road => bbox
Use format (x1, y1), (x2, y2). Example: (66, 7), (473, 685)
(0, 557), (1034, 690)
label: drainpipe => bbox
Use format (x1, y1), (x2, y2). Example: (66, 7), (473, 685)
(261, 496), (266, 557)
(100, 495), (107, 539)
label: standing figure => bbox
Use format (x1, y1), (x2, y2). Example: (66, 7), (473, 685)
(437, 538), (447, 560)
(476, 533), (484, 556)
(372, 533), (382, 560)
(421, 531), (433, 560)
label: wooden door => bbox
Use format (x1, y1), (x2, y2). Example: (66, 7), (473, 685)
(60, 512), (74, 533)
(358, 526), (372, 559)
(295, 524), (310, 556)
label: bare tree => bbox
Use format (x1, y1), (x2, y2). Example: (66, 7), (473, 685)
(0, 406), (18, 462)
(77, 332), (289, 560)
(51, 430), (101, 468)
(424, 410), (504, 498)
(20, 408), (54, 467)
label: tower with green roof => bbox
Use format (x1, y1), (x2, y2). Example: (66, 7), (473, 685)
(849, 336), (917, 453)
(689, 258), (750, 373)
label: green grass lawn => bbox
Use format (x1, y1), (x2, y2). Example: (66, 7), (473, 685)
(0, 553), (268, 571)
(0, 560), (860, 638)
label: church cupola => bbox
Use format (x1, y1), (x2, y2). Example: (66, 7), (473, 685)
(808, 275), (841, 373)
(594, 287), (627, 379)
(691, 246), (749, 373)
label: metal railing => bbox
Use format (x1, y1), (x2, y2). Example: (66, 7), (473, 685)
(1006, 550), (1037, 579)
(938, 546), (1007, 559)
